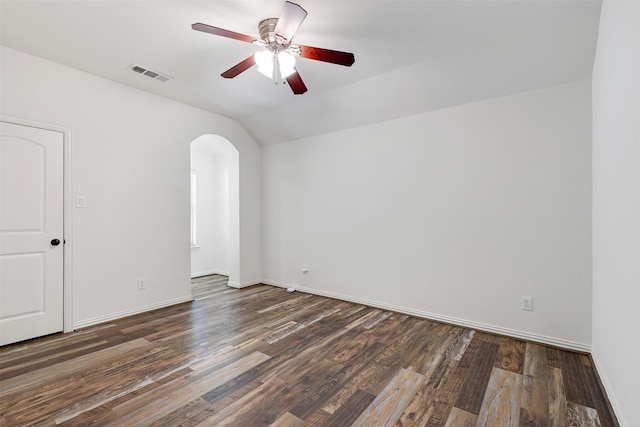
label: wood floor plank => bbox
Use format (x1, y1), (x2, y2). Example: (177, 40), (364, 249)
(318, 389), (376, 427)
(403, 322), (461, 375)
(546, 346), (562, 369)
(357, 319), (431, 396)
(520, 377), (550, 427)
(319, 317), (426, 415)
(361, 310), (394, 329)
(328, 325), (388, 365)
(424, 331), (481, 427)
(351, 368), (424, 426)
(199, 307), (373, 409)
(524, 342), (550, 380)
(270, 411), (306, 427)
(445, 328), (476, 361)
(548, 367), (568, 427)
(2, 342), (186, 426)
(561, 351), (595, 408)
(0, 276), (619, 427)
(397, 352), (455, 426)
(495, 337), (526, 374)
(256, 309), (373, 382)
(454, 341), (500, 414)
(262, 307), (342, 344)
(580, 355), (617, 427)
(195, 377), (288, 426)
(0, 336), (125, 382)
(0, 330), (106, 372)
(101, 351), (270, 426)
(445, 407), (479, 427)
(476, 368), (523, 427)
(257, 292), (315, 314)
(146, 397), (214, 427)
(265, 357), (345, 417)
(520, 343), (551, 427)
(50, 346), (191, 424)
(301, 408), (333, 426)
(399, 330), (470, 426)
(567, 401), (602, 427)
(288, 341), (386, 420)
(0, 338), (149, 399)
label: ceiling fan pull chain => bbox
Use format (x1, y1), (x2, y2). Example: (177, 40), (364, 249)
(274, 52), (281, 84)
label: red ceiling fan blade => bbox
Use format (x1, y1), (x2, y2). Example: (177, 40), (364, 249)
(286, 70), (307, 95)
(221, 56), (256, 78)
(274, 1), (308, 44)
(192, 23), (257, 44)
(298, 45), (355, 67)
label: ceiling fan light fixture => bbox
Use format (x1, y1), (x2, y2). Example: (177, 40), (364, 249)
(255, 50), (274, 78)
(278, 51), (296, 78)
(254, 49), (296, 80)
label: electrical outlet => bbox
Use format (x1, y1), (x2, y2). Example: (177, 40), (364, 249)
(137, 279), (146, 290)
(521, 296), (533, 311)
(302, 265), (308, 274)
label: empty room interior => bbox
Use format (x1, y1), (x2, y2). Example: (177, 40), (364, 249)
(0, 0), (638, 426)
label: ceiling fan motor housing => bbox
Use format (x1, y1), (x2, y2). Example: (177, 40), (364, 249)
(259, 18), (282, 46)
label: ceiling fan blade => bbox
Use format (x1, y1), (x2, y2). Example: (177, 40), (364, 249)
(274, 1), (308, 44)
(221, 56), (256, 78)
(192, 23), (257, 44)
(286, 70), (307, 95)
(298, 45), (355, 67)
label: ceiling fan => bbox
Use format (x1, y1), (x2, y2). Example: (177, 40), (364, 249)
(192, 1), (355, 95)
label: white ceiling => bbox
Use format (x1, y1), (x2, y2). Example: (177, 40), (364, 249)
(0, 0), (601, 145)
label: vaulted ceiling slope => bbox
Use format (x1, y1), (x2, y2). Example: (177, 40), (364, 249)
(0, 0), (601, 146)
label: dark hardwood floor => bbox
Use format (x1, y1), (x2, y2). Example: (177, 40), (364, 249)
(0, 275), (617, 426)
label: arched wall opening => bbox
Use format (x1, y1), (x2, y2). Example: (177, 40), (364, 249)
(190, 134), (240, 286)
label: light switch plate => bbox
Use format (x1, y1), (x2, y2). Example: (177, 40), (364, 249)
(76, 195), (87, 208)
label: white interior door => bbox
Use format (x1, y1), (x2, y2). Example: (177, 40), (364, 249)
(0, 121), (64, 346)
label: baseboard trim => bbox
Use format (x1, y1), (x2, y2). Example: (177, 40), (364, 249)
(73, 295), (194, 330)
(261, 279), (591, 353)
(227, 279), (262, 289)
(590, 351), (624, 426)
(191, 269), (229, 278)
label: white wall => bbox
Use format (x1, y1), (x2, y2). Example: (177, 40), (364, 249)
(592, 1), (640, 426)
(190, 135), (235, 278)
(213, 151), (232, 273)
(262, 80), (592, 349)
(0, 46), (262, 327)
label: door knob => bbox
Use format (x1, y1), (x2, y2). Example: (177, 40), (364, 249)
(51, 239), (61, 246)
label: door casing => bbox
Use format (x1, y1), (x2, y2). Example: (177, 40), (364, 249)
(1, 116), (74, 334)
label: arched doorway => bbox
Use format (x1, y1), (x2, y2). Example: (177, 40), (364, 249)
(189, 135), (240, 285)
